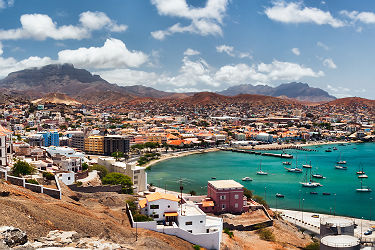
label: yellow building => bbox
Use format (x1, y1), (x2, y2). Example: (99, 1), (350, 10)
(84, 135), (104, 155)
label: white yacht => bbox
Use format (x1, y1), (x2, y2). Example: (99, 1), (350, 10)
(356, 179), (371, 192)
(242, 177), (253, 181)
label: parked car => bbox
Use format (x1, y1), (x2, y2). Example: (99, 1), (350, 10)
(311, 214), (319, 218)
(364, 230), (373, 235)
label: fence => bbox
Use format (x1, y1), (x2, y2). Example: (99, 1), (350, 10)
(67, 184), (122, 193)
(0, 170), (61, 199)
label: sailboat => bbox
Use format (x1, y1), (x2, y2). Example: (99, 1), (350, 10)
(335, 165), (347, 170)
(356, 163), (365, 175)
(303, 160), (312, 168)
(356, 179), (371, 192)
(337, 152), (347, 164)
(301, 168), (322, 187)
(242, 176), (253, 181)
(256, 160), (268, 175)
(285, 155), (302, 173)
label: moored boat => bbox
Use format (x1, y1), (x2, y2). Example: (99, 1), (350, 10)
(242, 177), (253, 181)
(335, 165), (347, 170)
(276, 193), (285, 198)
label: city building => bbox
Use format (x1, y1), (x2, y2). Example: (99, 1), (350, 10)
(104, 135), (130, 156)
(38, 131), (59, 147)
(71, 132), (85, 151)
(84, 135), (104, 155)
(28, 134), (44, 147)
(199, 180), (249, 214)
(0, 132), (6, 167)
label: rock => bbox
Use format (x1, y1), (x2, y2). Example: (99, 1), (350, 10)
(0, 226), (28, 247)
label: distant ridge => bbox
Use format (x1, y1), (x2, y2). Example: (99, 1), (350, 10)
(218, 82), (336, 102)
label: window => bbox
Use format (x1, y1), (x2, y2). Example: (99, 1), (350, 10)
(234, 194), (239, 199)
(150, 205), (159, 209)
(235, 203), (238, 208)
(185, 221), (193, 225)
(222, 204), (226, 210)
(168, 205), (170, 208)
(206, 229), (209, 233)
(153, 214), (159, 218)
(67, 177), (71, 180)
(200, 221), (203, 223)
(134, 170), (140, 174)
(220, 195), (226, 200)
(188, 230), (192, 233)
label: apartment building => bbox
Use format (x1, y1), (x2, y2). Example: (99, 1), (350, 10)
(84, 135), (104, 155)
(71, 132), (85, 151)
(103, 135), (130, 156)
(0, 132), (6, 167)
(38, 131), (59, 147)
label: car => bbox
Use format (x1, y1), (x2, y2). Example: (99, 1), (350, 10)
(364, 230), (373, 236)
(311, 214), (319, 218)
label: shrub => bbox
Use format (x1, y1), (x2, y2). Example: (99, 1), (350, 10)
(253, 195), (268, 208)
(76, 181), (83, 186)
(26, 179), (39, 185)
(89, 164), (108, 179)
(11, 161), (34, 177)
(133, 213), (154, 222)
(82, 163), (89, 171)
(127, 200), (137, 214)
(256, 228), (275, 242)
(102, 172), (133, 194)
(193, 245), (201, 250)
(243, 188), (253, 200)
(304, 242), (319, 250)
(43, 171), (55, 180)
(223, 228), (234, 238)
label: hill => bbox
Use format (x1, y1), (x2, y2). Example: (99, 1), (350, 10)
(32, 93), (81, 105)
(324, 97), (375, 107)
(218, 82), (336, 102)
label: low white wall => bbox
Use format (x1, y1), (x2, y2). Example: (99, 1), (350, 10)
(133, 221), (157, 231)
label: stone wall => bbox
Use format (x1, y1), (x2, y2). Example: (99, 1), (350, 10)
(68, 184), (122, 193)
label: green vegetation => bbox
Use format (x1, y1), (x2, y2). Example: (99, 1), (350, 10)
(82, 162), (89, 171)
(193, 245), (201, 250)
(133, 213), (154, 222)
(26, 179), (39, 185)
(304, 242), (319, 250)
(243, 188), (253, 200)
(76, 181), (83, 186)
(253, 195), (268, 208)
(138, 152), (160, 166)
(89, 164), (108, 179)
(102, 172), (133, 194)
(43, 171), (55, 180)
(256, 228), (275, 242)
(223, 228), (234, 238)
(111, 151), (124, 161)
(11, 161), (35, 177)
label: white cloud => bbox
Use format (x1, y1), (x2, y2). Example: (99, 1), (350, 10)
(184, 48), (200, 56)
(341, 10), (375, 24)
(0, 11), (126, 41)
(0, 55), (54, 77)
(265, 1), (345, 28)
(0, 0), (5, 8)
(94, 68), (163, 86)
(150, 0), (229, 40)
(58, 38), (148, 69)
(0, 42), (3, 56)
(216, 45), (234, 56)
(317, 41), (329, 50)
(322, 58), (337, 69)
(326, 84), (351, 98)
(7, 0), (14, 7)
(291, 48), (300, 56)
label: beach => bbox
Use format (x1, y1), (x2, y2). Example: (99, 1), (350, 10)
(240, 140), (356, 151)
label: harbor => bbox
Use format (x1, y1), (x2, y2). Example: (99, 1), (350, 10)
(221, 148), (294, 158)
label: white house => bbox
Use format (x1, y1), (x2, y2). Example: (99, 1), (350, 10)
(56, 171), (75, 185)
(0, 131), (6, 167)
(136, 192), (222, 249)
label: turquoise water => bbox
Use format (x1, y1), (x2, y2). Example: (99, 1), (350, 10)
(147, 143), (375, 220)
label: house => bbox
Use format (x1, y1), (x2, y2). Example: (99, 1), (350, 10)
(136, 192), (222, 249)
(199, 180), (249, 214)
(0, 132), (6, 167)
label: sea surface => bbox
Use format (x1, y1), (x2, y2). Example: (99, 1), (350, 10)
(147, 142), (375, 219)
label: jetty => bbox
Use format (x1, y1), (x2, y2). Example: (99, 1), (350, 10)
(221, 148), (293, 159)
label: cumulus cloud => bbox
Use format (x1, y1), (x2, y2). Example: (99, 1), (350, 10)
(150, 0), (229, 40)
(291, 48), (300, 55)
(0, 54), (54, 77)
(0, 42), (3, 56)
(322, 58), (337, 69)
(265, 1), (345, 28)
(58, 38), (148, 69)
(341, 10), (375, 24)
(216, 45), (234, 56)
(94, 68), (164, 86)
(184, 48), (200, 56)
(326, 84), (351, 98)
(0, 11), (126, 41)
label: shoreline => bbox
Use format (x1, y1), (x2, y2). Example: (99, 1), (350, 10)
(141, 148), (220, 169)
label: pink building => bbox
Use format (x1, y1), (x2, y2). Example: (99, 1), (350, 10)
(199, 180), (249, 214)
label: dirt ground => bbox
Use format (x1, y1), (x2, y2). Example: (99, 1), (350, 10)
(0, 179), (193, 250)
(223, 209), (270, 226)
(221, 217), (314, 250)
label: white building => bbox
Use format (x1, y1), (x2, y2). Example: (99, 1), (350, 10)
(98, 157), (147, 192)
(56, 171), (75, 185)
(136, 192), (222, 249)
(0, 131), (6, 167)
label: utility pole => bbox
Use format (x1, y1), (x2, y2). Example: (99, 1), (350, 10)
(302, 198), (305, 222)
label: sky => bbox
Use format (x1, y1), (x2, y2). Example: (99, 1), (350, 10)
(0, 0), (375, 98)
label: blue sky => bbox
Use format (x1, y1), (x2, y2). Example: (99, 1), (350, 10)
(0, 0), (375, 98)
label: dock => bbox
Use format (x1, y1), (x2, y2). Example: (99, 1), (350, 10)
(221, 148), (293, 159)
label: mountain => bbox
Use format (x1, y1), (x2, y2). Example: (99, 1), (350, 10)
(218, 82), (336, 102)
(0, 64), (174, 105)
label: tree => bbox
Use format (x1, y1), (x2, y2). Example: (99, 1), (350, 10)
(102, 172), (133, 194)
(82, 162), (89, 171)
(243, 188), (253, 200)
(112, 151), (124, 161)
(89, 164), (108, 179)
(11, 161), (34, 177)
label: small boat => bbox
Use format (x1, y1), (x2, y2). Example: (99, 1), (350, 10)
(310, 191), (318, 195)
(303, 164), (312, 168)
(283, 161), (292, 165)
(356, 179), (371, 192)
(256, 160), (268, 175)
(211, 177), (217, 179)
(337, 153), (346, 164)
(285, 167), (303, 173)
(333, 147), (338, 150)
(335, 165), (347, 170)
(358, 174), (368, 179)
(276, 193), (285, 198)
(301, 168), (322, 187)
(312, 174), (326, 179)
(325, 149), (332, 152)
(357, 171), (365, 174)
(242, 177), (253, 181)
(356, 164), (365, 175)
(323, 192), (331, 195)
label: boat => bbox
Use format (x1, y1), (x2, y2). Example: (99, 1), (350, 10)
(285, 167), (303, 173)
(276, 193), (285, 198)
(323, 192), (331, 195)
(303, 164), (312, 168)
(301, 168), (322, 187)
(356, 179), (371, 192)
(358, 174), (368, 179)
(283, 161), (291, 165)
(325, 149), (332, 152)
(242, 177), (253, 181)
(356, 164), (365, 175)
(256, 160), (268, 175)
(335, 165), (347, 170)
(312, 174), (326, 179)
(333, 147), (338, 150)
(337, 153), (346, 164)
(310, 192), (318, 195)
(211, 177), (216, 179)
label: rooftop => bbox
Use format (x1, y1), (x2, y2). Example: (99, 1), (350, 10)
(208, 180), (243, 189)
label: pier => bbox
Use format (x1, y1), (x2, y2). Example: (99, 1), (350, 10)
(221, 148), (294, 159)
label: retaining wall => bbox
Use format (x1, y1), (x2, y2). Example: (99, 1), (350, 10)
(68, 184), (122, 193)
